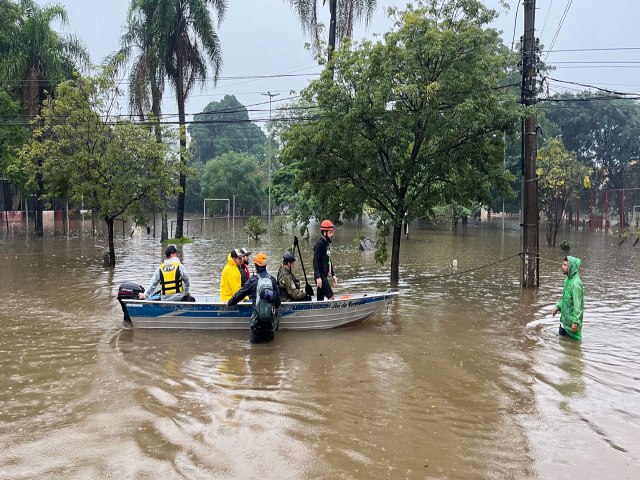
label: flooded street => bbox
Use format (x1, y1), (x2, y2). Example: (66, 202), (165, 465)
(1, 218), (639, 479)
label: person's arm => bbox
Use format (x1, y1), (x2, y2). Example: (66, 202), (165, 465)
(180, 265), (190, 294)
(571, 283), (583, 332)
(272, 277), (282, 308)
(313, 241), (324, 288)
(228, 276), (254, 306)
(313, 242), (322, 279)
(140, 268), (161, 299)
(285, 275), (307, 300)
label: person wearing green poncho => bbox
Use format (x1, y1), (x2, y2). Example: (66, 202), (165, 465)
(552, 256), (584, 340)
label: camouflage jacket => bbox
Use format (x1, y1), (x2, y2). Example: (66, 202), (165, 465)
(277, 266), (308, 301)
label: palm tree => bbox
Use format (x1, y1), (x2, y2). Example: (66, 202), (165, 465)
(112, 0), (226, 240)
(287, 0), (378, 64)
(0, 0), (89, 236)
(111, 0), (170, 240)
(154, 0), (227, 239)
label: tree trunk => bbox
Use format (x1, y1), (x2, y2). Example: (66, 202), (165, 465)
(107, 217), (116, 267)
(327, 0), (337, 67)
(34, 164), (45, 236)
(175, 76), (187, 239)
(151, 83), (168, 243)
(390, 224), (402, 286)
(161, 210), (168, 242)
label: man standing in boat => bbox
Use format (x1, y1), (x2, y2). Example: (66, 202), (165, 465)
(313, 219), (338, 301)
(138, 245), (191, 301)
(278, 251), (313, 301)
(228, 253), (281, 343)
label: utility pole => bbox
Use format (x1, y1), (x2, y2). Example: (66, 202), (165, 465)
(261, 91), (279, 231)
(520, 0), (539, 287)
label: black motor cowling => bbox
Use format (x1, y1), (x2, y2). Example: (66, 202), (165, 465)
(117, 282), (144, 324)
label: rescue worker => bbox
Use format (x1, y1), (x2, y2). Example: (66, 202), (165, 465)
(220, 249), (245, 302)
(552, 256), (584, 340)
(139, 245), (191, 301)
(277, 251), (313, 301)
(228, 253), (281, 343)
(313, 219), (338, 300)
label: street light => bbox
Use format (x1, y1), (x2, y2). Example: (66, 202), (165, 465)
(261, 91), (280, 230)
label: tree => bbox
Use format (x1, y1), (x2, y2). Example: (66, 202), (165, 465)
(189, 95), (266, 164)
(0, 0), (89, 233)
(287, 0), (378, 64)
(18, 71), (181, 266)
(155, 0), (227, 239)
(200, 152), (264, 214)
(0, 0), (20, 57)
(542, 92), (640, 226)
(187, 95), (266, 212)
(537, 138), (591, 247)
(0, 89), (30, 210)
(269, 97), (327, 228)
(112, 0), (171, 241)
(281, 0), (520, 284)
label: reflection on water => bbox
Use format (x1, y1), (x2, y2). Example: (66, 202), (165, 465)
(0, 218), (639, 479)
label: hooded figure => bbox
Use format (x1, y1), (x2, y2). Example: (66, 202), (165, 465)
(553, 256), (584, 340)
(220, 249), (245, 302)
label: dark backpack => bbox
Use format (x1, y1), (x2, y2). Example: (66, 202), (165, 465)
(252, 275), (275, 327)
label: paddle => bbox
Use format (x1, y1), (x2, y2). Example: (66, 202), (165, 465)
(293, 236), (314, 297)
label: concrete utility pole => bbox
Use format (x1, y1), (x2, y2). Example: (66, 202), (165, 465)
(261, 91), (279, 231)
(520, 0), (539, 287)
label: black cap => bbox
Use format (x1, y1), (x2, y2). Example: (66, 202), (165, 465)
(165, 245), (178, 257)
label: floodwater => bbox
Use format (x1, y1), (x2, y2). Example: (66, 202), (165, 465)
(0, 217), (639, 479)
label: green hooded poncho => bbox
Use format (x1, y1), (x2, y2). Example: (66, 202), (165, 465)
(556, 256), (584, 340)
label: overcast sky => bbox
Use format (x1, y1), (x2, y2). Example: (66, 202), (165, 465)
(39, 0), (640, 125)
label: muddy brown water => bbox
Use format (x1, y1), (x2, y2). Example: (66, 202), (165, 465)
(0, 218), (638, 479)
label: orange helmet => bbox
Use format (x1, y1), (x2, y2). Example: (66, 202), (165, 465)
(320, 219), (334, 232)
(253, 252), (268, 266)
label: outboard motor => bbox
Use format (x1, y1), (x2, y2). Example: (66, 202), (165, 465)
(117, 282), (144, 325)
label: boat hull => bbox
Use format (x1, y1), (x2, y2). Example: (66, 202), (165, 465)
(122, 292), (397, 330)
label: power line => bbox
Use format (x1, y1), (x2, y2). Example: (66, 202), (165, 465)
(539, 0), (554, 37)
(510, 0), (522, 51)
(544, 0), (574, 63)
(543, 47), (640, 53)
(0, 70), (321, 88)
(545, 76), (640, 96)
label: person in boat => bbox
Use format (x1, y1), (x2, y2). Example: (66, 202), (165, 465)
(238, 247), (251, 286)
(313, 219), (338, 301)
(277, 251), (313, 302)
(227, 252), (281, 343)
(552, 256), (584, 340)
(138, 245), (192, 301)
(220, 248), (246, 302)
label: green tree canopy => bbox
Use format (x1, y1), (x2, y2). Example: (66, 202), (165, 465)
(0, 0), (89, 118)
(17, 70), (182, 266)
(189, 95), (266, 165)
(200, 152), (264, 214)
(281, 0), (521, 283)
(541, 92), (640, 224)
(537, 138), (591, 247)
(0, 90), (28, 176)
